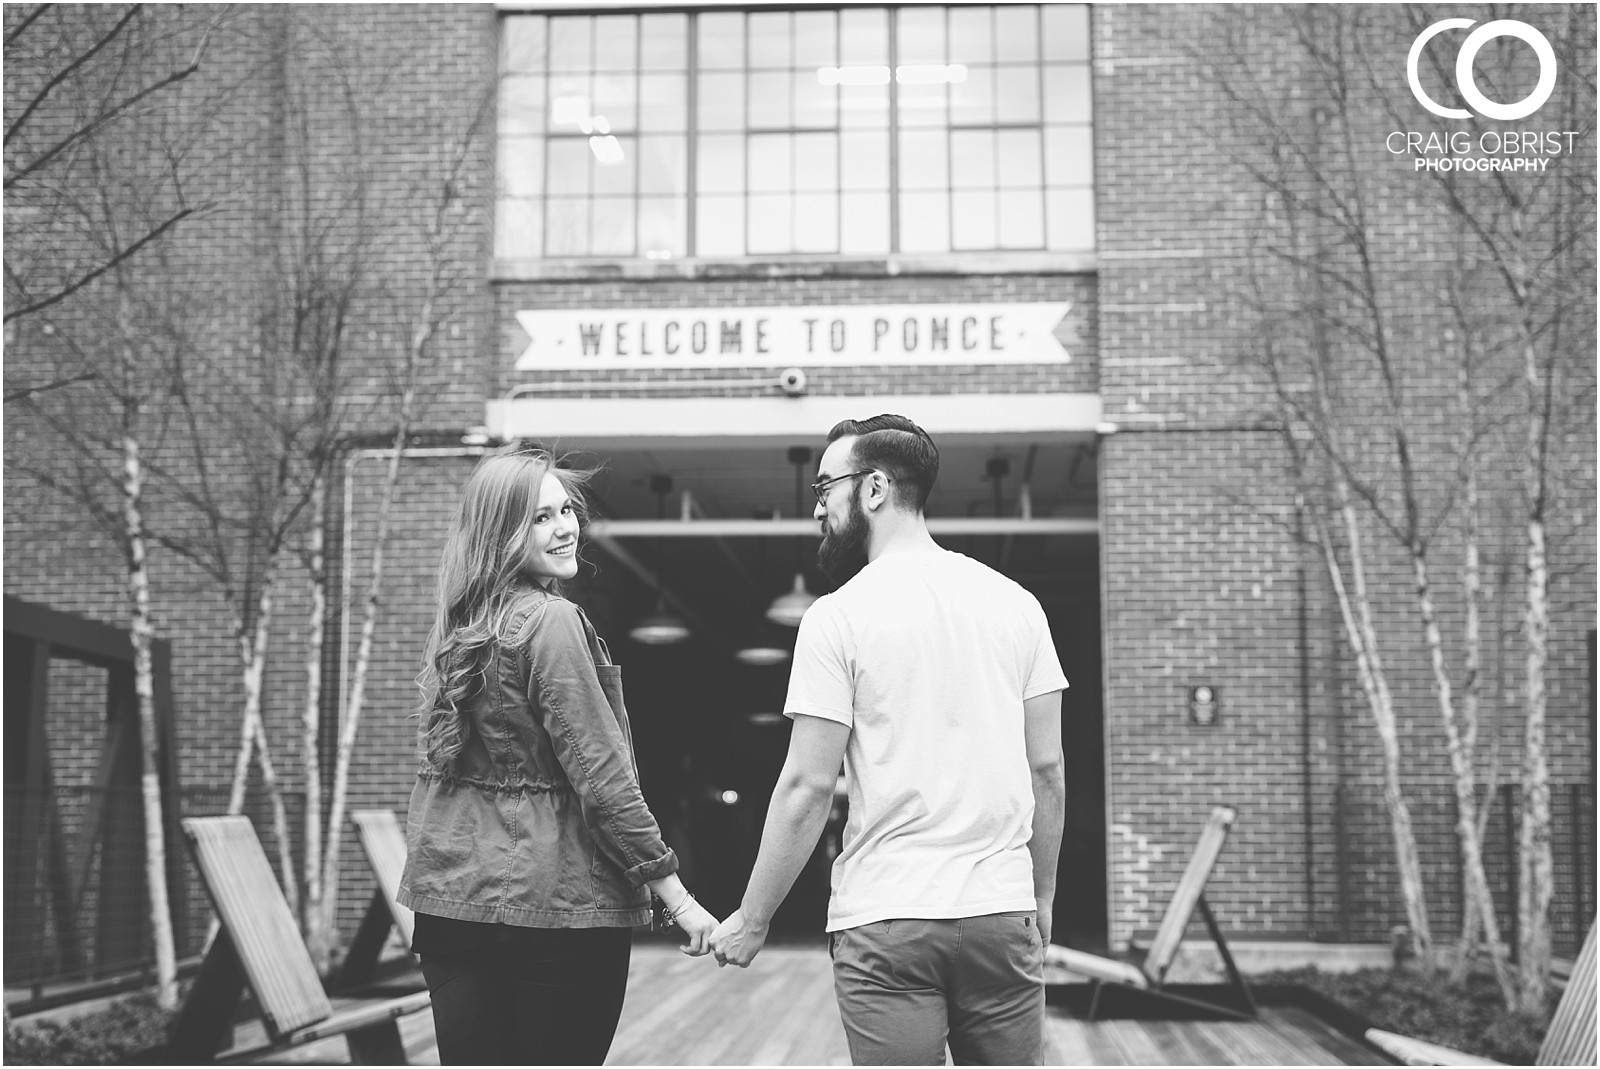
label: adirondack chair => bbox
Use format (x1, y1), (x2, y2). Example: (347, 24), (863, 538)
(1044, 805), (1257, 1020)
(167, 816), (430, 1064)
(337, 809), (418, 989)
(1365, 922), (1597, 1067)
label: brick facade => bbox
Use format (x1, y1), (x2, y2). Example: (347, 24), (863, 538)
(4, 3), (1593, 972)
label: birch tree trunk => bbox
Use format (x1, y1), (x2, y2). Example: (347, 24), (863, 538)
(1410, 544), (1514, 1000)
(312, 402), (415, 972)
(1516, 515), (1553, 1011)
(222, 557), (299, 915)
(122, 433), (179, 1010)
(301, 473), (329, 949)
(1314, 484), (1434, 961)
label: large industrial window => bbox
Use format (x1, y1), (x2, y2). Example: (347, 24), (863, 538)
(496, 5), (1093, 261)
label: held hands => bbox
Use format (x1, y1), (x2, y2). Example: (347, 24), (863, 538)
(708, 908), (768, 969)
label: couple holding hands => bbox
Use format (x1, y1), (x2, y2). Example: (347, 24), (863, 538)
(397, 414), (1068, 1066)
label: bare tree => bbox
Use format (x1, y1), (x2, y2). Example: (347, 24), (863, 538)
(3, 5), (245, 1009)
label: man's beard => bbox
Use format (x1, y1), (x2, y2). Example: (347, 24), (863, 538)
(817, 490), (870, 584)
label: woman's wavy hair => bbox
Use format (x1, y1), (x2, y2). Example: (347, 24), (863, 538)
(416, 446), (595, 767)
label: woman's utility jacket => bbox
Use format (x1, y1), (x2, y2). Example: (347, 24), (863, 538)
(397, 586), (677, 927)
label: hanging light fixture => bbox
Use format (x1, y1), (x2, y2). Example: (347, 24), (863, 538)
(630, 474), (691, 646)
(735, 509), (792, 665)
(766, 446), (818, 627)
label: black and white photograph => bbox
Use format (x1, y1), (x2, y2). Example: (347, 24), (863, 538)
(3, 3), (1595, 1065)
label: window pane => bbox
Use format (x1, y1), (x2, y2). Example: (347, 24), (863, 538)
(640, 73), (687, 131)
(549, 75), (592, 134)
(501, 18), (547, 73)
(698, 72), (745, 131)
(549, 17), (591, 73)
(748, 71), (791, 127)
(1045, 125), (1093, 187)
(697, 134), (744, 193)
(995, 6), (1038, 62)
(593, 73), (637, 132)
(899, 191), (950, 253)
(841, 131), (888, 190)
(748, 134), (792, 193)
(840, 9), (888, 65)
(748, 193), (791, 253)
(794, 71), (837, 129)
(997, 129), (1042, 188)
(948, 8), (991, 65)
(793, 132), (837, 192)
(898, 81), (946, 128)
(496, 197), (544, 259)
(499, 137), (545, 197)
(996, 66), (1040, 123)
(898, 7), (945, 64)
(591, 196), (635, 256)
(593, 15), (636, 71)
(697, 194), (745, 255)
(794, 11), (836, 68)
(548, 138), (590, 195)
(1044, 64), (1092, 123)
(840, 83), (889, 128)
(546, 196), (590, 255)
(951, 130), (994, 189)
(899, 130), (948, 190)
(793, 193), (838, 252)
(500, 75), (545, 135)
(640, 14), (687, 70)
(951, 65), (995, 125)
(698, 12), (743, 69)
(748, 12), (789, 67)
(638, 195), (686, 257)
(639, 135), (686, 195)
(840, 192), (890, 253)
(592, 136), (635, 196)
(1043, 5), (1091, 62)
(1046, 187), (1094, 249)
(998, 188), (1043, 248)
(951, 189), (997, 249)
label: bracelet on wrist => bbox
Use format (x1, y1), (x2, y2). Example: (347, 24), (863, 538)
(663, 891), (696, 924)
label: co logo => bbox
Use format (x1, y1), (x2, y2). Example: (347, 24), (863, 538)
(1407, 19), (1556, 120)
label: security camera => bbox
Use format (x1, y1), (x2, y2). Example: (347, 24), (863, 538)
(778, 367), (808, 397)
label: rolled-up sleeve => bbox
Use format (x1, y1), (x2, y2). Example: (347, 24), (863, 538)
(523, 601), (678, 887)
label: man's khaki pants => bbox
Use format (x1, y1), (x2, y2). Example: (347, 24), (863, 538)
(829, 912), (1045, 1065)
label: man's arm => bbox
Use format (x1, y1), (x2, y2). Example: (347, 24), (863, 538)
(1024, 689), (1066, 946)
(709, 714), (850, 967)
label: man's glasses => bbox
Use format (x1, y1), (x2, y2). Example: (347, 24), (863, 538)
(810, 470), (875, 505)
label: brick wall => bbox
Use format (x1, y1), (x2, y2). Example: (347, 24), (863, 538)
(1094, 4), (1595, 948)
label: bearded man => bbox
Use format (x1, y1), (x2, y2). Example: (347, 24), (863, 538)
(709, 413), (1069, 1066)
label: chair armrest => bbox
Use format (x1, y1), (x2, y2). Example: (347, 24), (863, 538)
(1364, 1028), (1504, 1066)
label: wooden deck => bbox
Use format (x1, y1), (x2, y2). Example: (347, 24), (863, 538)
(235, 942), (1379, 1065)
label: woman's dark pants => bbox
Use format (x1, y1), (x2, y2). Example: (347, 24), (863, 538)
(419, 926), (633, 1065)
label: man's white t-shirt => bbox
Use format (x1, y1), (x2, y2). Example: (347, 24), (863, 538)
(784, 547), (1068, 932)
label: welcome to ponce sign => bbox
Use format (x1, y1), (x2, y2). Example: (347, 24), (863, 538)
(512, 303), (1072, 370)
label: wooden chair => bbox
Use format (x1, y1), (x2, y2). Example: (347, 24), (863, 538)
(1044, 805), (1257, 1020)
(1365, 922), (1596, 1066)
(337, 809), (418, 989)
(166, 816), (430, 1064)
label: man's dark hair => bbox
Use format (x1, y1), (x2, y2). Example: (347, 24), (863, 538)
(826, 414), (940, 512)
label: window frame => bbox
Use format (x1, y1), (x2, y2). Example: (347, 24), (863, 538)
(493, 4), (1095, 272)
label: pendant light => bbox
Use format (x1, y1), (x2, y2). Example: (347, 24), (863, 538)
(736, 510), (792, 665)
(765, 446), (818, 627)
(630, 474), (691, 646)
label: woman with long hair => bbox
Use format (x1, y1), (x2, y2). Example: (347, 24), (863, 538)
(397, 446), (715, 1065)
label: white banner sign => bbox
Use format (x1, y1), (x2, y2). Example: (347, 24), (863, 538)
(512, 302), (1071, 369)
